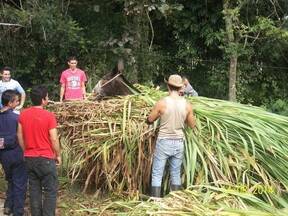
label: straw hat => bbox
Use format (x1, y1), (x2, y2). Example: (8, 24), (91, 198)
(165, 74), (184, 88)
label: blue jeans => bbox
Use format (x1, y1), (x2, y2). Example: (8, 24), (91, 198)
(151, 138), (184, 187)
(25, 157), (58, 216)
(0, 146), (27, 216)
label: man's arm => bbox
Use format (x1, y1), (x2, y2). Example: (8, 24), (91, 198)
(183, 82), (197, 96)
(15, 92), (26, 110)
(17, 123), (25, 151)
(81, 82), (86, 100)
(19, 92), (26, 108)
(49, 128), (61, 165)
(15, 83), (26, 109)
(186, 103), (196, 128)
(147, 100), (165, 124)
(191, 88), (198, 97)
(60, 84), (65, 102)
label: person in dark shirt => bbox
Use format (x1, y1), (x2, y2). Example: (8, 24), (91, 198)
(0, 90), (27, 216)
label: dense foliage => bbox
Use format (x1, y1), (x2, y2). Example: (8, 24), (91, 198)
(0, 0), (288, 107)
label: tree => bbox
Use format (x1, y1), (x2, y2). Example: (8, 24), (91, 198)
(1, 0), (287, 104)
(223, 0), (238, 101)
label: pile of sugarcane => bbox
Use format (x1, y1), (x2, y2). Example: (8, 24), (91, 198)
(48, 85), (288, 196)
(70, 186), (288, 215)
(49, 95), (154, 194)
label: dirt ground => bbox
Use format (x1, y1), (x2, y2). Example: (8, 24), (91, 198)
(0, 178), (61, 216)
(0, 177), (110, 216)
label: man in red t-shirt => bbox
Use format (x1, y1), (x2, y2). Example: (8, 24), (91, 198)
(17, 85), (61, 216)
(59, 56), (87, 102)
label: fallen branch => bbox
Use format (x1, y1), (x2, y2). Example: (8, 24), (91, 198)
(0, 22), (23, 27)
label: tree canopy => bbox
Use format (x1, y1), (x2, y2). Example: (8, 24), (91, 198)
(0, 0), (287, 106)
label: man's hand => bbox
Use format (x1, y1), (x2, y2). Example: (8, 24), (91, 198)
(146, 117), (153, 125)
(56, 156), (61, 166)
(60, 84), (65, 103)
(15, 105), (23, 111)
(49, 128), (61, 165)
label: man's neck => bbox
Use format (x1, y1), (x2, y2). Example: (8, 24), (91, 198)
(169, 91), (180, 97)
(33, 105), (44, 109)
(0, 106), (12, 112)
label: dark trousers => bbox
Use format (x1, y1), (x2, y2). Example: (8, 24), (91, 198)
(25, 157), (58, 216)
(0, 147), (27, 216)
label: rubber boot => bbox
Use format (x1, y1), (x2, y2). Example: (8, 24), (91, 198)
(150, 186), (161, 197)
(170, 185), (182, 191)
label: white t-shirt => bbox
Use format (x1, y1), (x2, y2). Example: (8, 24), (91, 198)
(0, 79), (25, 108)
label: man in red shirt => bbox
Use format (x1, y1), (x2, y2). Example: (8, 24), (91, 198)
(17, 85), (61, 216)
(59, 56), (87, 102)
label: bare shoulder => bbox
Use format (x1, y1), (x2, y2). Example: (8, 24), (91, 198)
(154, 98), (166, 113)
(157, 98), (166, 107)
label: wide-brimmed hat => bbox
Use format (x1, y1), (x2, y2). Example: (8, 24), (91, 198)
(165, 74), (183, 88)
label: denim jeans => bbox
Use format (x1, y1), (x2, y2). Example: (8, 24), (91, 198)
(25, 157), (58, 216)
(151, 138), (184, 187)
(0, 147), (27, 216)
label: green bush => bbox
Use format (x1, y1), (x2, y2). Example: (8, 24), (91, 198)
(263, 99), (288, 116)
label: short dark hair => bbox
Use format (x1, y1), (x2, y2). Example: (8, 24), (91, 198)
(67, 56), (77, 62)
(1, 66), (12, 73)
(30, 85), (48, 106)
(1, 90), (18, 106)
(167, 84), (182, 92)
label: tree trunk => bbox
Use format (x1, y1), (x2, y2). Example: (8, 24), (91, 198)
(223, 0), (238, 102)
(228, 55), (237, 101)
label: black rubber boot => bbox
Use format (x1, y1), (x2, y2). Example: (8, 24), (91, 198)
(170, 185), (182, 191)
(150, 186), (161, 197)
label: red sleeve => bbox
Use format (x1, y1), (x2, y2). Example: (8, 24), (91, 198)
(48, 113), (57, 130)
(82, 71), (87, 82)
(60, 71), (66, 84)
